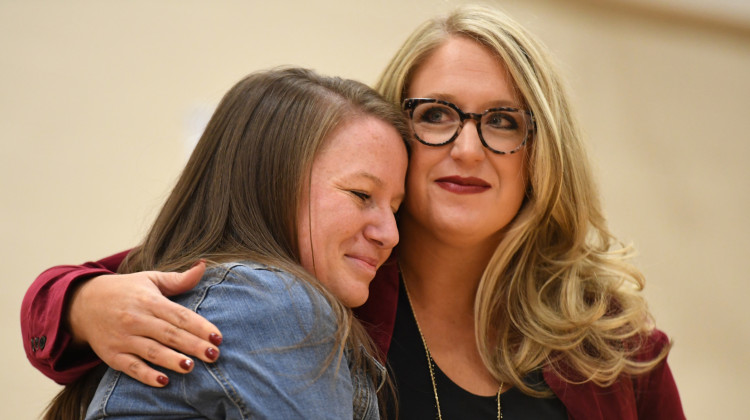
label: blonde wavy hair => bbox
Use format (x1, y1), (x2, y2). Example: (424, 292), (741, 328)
(375, 4), (669, 396)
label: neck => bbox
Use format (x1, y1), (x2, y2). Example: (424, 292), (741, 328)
(397, 211), (500, 315)
(398, 211), (504, 397)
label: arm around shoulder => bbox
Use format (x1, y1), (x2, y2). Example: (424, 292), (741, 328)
(20, 250), (128, 384)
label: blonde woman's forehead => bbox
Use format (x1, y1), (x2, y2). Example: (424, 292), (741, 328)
(407, 37), (519, 109)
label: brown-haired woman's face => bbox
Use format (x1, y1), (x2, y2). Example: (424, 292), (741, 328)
(297, 115), (407, 307)
(403, 36), (528, 247)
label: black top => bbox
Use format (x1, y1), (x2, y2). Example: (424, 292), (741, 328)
(386, 278), (568, 419)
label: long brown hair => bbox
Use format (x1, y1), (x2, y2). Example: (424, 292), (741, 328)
(44, 67), (409, 419)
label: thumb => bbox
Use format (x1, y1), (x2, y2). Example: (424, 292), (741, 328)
(151, 261), (206, 296)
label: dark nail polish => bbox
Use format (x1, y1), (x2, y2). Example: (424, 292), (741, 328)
(205, 347), (218, 360)
(157, 375), (169, 386)
(180, 358), (194, 371)
(209, 333), (223, 346)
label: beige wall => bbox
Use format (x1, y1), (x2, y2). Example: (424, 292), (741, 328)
(2, 1), (748, 418)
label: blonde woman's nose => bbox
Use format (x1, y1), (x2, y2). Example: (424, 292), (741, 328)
(450, 120), (485, 162)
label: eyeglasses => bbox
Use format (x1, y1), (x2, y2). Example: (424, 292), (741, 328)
(402, 98), (535, 155)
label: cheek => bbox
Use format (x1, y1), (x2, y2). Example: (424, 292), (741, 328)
(322, 206), (361, 240)
(498, 154), (529, 207)
(404, 145), (450, 208)
(405, 145), (437, 189)
(404, 164), (426, 215)
(306, 193), (359, 253)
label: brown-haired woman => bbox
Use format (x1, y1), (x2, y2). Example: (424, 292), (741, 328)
(40, 67), (408, 419)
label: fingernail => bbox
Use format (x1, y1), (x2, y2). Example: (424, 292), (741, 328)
(157, 375), (169, 386)
(191, 259), (206, 268)
(180, 358), (194, 371)
(205, 347), (218, 360)
(209, 333), (223, 346)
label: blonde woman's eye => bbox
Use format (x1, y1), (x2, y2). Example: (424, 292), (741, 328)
(417, 105), (455, 125)
(485, 112), (518, 130)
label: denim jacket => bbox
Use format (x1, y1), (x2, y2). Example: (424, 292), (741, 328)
(86, 261), (380, 419)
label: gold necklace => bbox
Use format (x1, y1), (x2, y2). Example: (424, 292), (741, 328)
(401, 274), (503, 420)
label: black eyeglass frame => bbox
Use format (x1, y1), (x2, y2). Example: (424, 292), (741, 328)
(402, 98), (535, 155)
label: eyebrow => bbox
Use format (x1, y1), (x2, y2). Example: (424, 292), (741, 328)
(422, 93), (521, 109)
(353, 171), (384, 187)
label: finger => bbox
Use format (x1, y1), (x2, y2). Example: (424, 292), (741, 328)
(127, 334), (202, 374)
(151, 262), (205, 297)
(108, 351), (172, 388)
(141, 304), (221, 363)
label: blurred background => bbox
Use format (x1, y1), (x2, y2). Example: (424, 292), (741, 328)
(2, 0), (748, 418)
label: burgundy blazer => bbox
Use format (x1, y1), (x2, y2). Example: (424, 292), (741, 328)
(21, 251), (685, 419)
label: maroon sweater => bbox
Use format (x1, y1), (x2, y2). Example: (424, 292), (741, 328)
(21, 251), (685, 419)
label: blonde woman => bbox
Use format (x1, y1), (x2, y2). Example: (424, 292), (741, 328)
(23, 5), (683, 419)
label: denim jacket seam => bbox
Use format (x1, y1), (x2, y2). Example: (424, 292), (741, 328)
(183, 261), (275, 310)
(185, 262), (290, 418)
(202, 360), (250, 419)
(95, 370), (122, 417)
(187, 264), (253, 418)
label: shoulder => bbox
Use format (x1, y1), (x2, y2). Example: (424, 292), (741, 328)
(178, 261), (336, 347)
(545, 328), (684, 419)
(634, 328), (671, 362)
(179, 261), (328, 311)
(631, 329), (686, 419)
(193, 263), (354, 418)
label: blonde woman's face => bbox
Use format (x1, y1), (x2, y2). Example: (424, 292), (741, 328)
(404, 36), (528, 247)
(297, 116), (407, 307)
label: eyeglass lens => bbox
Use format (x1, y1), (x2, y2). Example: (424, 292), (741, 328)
(411, 102), (530, 153)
